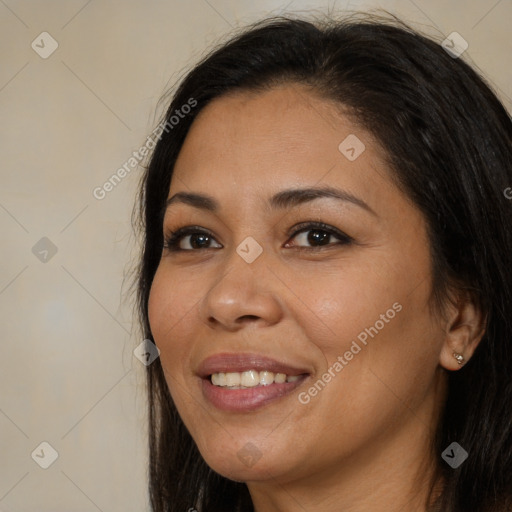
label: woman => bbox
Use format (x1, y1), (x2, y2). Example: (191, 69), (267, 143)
(135, 12), (512, 512)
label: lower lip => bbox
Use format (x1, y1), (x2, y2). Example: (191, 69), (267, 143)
(201, 375), (308, 412)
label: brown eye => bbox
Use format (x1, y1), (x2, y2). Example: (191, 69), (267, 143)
(164, 227), (222, 251)
(285, 222), (353, 249)
(293, 229), (333, 247)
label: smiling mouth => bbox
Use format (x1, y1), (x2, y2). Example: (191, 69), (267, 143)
(210, 370), (304, 388)
(201, 372), (310, 412)
(197, 352), (312, 411)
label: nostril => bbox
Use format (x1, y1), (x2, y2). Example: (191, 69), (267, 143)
(238, 315), (260, 322)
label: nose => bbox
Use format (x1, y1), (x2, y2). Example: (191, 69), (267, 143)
(198, 248), (283, 332)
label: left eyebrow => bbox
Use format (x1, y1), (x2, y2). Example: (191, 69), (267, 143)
(164, 185), (378, 217)
(268, 186), (378, 217)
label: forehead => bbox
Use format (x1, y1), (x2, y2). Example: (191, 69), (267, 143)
(182, 86), (353, 148)
(174, 86), (377, 177)
(169, 85), (405, 220)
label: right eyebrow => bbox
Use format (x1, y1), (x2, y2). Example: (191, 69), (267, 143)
(165, 192), (217, 212)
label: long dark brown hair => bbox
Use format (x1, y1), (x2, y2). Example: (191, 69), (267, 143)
(135, 12), (512, 512)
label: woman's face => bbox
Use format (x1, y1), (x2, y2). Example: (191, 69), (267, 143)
(148, 85), (447, 487)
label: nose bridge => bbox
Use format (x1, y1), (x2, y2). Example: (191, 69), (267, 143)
(217, 218), (269, 283)
(199, 238), (282, 329)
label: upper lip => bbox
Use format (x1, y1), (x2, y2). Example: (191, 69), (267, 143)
(197, 353), (311, 378)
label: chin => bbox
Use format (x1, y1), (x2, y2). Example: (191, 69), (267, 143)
(207, 457), (284, 483)
(198, 440), (292, 482)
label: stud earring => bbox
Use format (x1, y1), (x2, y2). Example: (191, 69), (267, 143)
(453, 352), (465, 365)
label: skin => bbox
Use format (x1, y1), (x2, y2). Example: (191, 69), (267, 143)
(148, 84), (485, 512)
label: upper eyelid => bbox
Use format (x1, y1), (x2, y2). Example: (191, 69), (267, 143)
(164, 222), (344, 239)
(163, 222), (351, 249)
(284, 223), (353, 247)
(288, 221), (350, 237)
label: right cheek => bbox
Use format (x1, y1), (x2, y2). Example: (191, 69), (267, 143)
(147, 278), (167, 338)
(146, 288), (158, 333)
(147, 279), (184, 354)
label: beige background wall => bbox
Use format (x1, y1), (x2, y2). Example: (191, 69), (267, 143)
(0, 1), (510, 511)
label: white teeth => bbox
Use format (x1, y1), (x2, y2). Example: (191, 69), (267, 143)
(211, 372), (226, 386)
(259, 371), (274, 386)
(225, 372), (241, 387)
(274, 373), (286, 383)
(210, 370), (303, 388)
(240, 370), (260, 387)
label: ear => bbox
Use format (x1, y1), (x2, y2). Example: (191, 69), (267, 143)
(439, 292), (486, 371)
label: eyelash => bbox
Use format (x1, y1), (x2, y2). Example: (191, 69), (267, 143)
(163, 221), (353, 252)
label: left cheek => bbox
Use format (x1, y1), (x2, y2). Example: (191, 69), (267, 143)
(304, 281), (390, 354)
